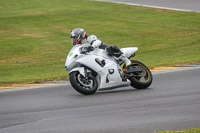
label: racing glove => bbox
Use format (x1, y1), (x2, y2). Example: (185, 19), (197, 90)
(87, 46), (94, 52)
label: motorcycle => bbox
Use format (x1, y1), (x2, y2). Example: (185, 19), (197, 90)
(65, 43), (153, 95)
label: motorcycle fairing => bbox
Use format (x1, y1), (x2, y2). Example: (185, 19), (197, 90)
(120, 47), (138, 58)
(65, 46), (138, 90)
(71, 54), (130, 89)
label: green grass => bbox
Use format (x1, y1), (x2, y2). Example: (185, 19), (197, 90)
(0, 0), (200, 84)
(155, 128), (200, 133)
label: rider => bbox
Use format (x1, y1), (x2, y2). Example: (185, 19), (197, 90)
(70, 28), (131, 66)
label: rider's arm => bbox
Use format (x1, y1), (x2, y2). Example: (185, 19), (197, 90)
(87, 35), (102, 48)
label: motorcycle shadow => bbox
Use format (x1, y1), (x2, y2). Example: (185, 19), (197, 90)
(96, 86), (152, 95)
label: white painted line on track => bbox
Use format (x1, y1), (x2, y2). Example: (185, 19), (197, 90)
(96, 0), (200, 13)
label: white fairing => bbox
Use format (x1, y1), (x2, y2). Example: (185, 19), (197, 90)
(65, 45), (138, 90)
(120, 47), (138, 58)
(65, 44), (83, 68)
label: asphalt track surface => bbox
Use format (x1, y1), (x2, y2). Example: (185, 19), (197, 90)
(0, 67), (200, 133)
(97, 0), (200, 12)
(1, 2), (199, 133)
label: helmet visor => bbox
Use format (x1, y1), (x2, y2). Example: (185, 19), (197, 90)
(71, 38), (77, 45)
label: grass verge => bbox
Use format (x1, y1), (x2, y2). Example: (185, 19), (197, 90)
(0, 0), (200, 85)
(155, 128), (200, 133)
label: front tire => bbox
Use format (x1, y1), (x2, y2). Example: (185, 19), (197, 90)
(69, 71), (98, 95)
(125, 60), (153, 89)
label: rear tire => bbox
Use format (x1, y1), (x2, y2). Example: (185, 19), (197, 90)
(126, 60), (153, 89)
(69, 71), (98, 95)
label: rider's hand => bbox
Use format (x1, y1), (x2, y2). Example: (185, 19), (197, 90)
(87, 46), (94, 52)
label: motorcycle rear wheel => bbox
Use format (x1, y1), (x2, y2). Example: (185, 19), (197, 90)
(69, 71), (98, 95)
(125, 60), (153, 89)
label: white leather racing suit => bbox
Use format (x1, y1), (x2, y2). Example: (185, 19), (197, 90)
(86, 35), (131, 66)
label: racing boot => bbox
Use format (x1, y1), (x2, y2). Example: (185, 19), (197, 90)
(118, 54), (132, 67)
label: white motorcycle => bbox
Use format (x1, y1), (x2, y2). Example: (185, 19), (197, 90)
(65, 44), (153, 95)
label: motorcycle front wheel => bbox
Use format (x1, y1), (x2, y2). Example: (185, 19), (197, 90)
(124, 60), (153, 89)
(69, 71), (98, 95)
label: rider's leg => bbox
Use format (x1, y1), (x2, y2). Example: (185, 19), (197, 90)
(117, 53), (131, 66)
(105, 46), (131, 66)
